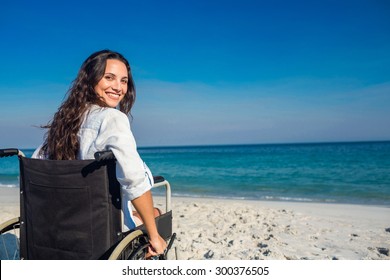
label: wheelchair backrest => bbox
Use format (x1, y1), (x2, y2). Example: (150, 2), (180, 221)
(18, 157), (122, 259)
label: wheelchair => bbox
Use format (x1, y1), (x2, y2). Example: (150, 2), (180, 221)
(0, 148), (176, 260)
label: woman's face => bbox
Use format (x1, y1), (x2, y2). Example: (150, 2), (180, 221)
(94, 59), (128, 108)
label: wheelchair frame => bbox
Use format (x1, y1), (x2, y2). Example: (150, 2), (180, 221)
(0, 148), (176, 260)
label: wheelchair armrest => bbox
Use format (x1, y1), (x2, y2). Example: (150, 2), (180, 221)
(0, 148), (25, 158)
(94, 150), (115, 161)
(153, 176), (165, 183)
(152, 177), (171, 212)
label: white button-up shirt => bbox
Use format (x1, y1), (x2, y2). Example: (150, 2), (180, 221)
(33, 104), (153, 231)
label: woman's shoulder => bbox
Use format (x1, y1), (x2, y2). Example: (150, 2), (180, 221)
(88, 104), (128, 120)
(84, 105), (130, 131)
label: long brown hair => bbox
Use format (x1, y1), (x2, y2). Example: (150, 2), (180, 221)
(40, 50), (136, 160)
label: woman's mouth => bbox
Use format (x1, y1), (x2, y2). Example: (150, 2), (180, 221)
(106, 92), (121, 100)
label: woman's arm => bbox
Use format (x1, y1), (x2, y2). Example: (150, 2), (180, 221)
(131, 190), (167, 255)
(94, 108), (166, 254)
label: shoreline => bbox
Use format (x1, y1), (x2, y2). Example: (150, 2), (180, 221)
(4, 185), (389, 208)
(168, 193), (390, 209)
(1, 187), (389, 260)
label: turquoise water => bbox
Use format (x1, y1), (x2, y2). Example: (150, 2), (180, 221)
(1, 141), (390, 205)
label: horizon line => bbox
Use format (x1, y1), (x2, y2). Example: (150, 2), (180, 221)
(137, 139), (390, 149)
(13, 139), (390, 151)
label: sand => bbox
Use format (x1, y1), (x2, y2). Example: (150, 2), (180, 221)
(156, 197), (390, 260)
(1, 187), (389, 260)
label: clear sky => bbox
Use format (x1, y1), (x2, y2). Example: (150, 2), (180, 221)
(1, 0), (389, 148)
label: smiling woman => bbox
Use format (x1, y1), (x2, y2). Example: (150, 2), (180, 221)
(36, 50), (135, 160)
(31, 49), (167, 257)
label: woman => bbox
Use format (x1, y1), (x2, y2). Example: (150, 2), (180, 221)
(33, 50), (167, 256)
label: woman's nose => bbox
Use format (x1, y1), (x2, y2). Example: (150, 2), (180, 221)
(111, 79), (121, 91)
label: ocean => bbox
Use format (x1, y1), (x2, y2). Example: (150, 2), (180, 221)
(1, 141), (390, 206)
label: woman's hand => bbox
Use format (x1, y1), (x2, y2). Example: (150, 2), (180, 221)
(148, 234), (167, 256)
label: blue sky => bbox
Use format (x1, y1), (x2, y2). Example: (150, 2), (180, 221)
(1, 0), (389, 148)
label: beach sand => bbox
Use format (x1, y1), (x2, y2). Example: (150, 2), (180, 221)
(157, 197), (390, 260)
(1, 187), (389, 260)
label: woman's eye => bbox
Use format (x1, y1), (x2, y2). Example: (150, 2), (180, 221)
(121, 80), (128, 84)
(105, 75), (114, 81)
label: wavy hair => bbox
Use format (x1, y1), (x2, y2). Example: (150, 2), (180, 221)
(40, 50), (136, 160)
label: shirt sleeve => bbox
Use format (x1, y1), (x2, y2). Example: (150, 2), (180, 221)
(32, 144), (43, 159)
(96, 109), (153, 201)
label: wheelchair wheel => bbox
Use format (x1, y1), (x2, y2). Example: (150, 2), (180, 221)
(0, 217), (20, 260)
(109, 229), (150, 260)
